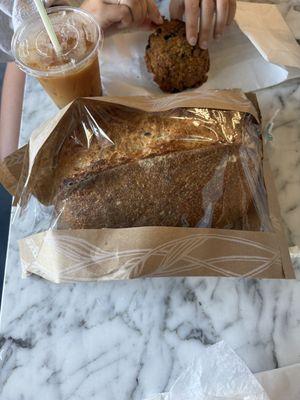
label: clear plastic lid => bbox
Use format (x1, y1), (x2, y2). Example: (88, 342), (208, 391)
(12, 6), (102, 77)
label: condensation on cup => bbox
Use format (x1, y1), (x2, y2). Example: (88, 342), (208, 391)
(12, 7), (103, 108)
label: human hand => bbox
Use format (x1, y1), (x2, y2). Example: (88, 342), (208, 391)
(169, 0), (236, 48)
(81, 0), (163, 33)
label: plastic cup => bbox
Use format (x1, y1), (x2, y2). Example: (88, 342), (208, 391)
(12, 6), (103, 108)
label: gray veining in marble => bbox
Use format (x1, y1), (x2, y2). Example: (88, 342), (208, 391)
(1, 2), (300, 399)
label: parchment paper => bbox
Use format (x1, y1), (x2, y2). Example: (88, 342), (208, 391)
(256, 364), (300, 400)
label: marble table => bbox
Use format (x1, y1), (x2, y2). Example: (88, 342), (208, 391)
(1, 7), (300, 400)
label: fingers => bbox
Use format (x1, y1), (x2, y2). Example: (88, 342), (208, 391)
(94, 0), (235, 41)
(185, 0), (200, 46)
(170, 0), (185, 20)
(82, 1), (132, 30)
(199, 0), (214, 49)
(147, 0), (163, 25)
(139, 0), (149, 23)
(120, 0), (144, 25)
(226, 0), (236, 25)
(117, 4), (134, 27)
(214, 0), (229, 38)
(102, 3), (132, 29)
(108, 0), (162, 26)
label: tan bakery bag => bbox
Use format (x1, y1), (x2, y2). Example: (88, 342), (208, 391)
(0, 90), (294, 282)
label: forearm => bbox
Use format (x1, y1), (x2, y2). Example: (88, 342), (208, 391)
(0, 62), (25, 161)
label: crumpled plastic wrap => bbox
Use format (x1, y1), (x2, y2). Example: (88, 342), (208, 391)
(144, 342), (270, 400)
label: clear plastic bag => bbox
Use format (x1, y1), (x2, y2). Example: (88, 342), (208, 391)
(16, 96), (271, 236)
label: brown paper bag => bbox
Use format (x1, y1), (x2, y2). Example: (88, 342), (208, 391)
(0, 90), (294, 282)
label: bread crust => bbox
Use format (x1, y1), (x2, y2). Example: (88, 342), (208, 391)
(53, 106), (261, 230)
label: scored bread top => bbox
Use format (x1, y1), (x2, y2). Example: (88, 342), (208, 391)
(54, 104), (249, 191)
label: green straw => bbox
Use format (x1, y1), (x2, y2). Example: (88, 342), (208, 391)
(33, 0), (62, 55)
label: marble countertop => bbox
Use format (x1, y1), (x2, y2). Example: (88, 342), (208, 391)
(1, 4), (300, 400)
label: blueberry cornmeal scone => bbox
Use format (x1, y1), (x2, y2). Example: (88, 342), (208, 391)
(145, 19), (210, 93)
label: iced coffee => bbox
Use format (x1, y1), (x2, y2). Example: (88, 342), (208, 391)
(12, 7), (102, 108)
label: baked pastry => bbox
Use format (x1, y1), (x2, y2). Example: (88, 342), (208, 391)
(145, 19), (210, 93)
(53, 103), (262, 230)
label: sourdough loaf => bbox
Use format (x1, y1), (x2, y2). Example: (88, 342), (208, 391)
(54, 103), (262, 230)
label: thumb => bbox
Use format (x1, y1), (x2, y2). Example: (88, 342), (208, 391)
(98, 4), (133, 30)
